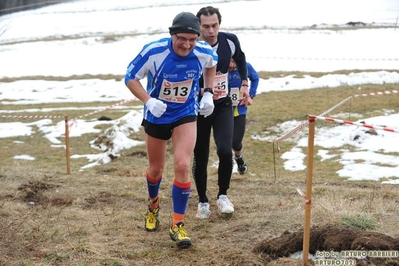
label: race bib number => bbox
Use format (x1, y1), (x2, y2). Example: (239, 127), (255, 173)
(231, 87), (240, 106)
(158, 79), (193, 103)
(214, 73), (228, 99)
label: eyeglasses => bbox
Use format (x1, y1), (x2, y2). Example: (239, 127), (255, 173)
(175, 35), (197, 44)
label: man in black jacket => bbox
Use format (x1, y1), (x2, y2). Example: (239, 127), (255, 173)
(193, 6), (250, 219)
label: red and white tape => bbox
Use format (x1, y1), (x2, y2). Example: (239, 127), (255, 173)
(265, 57), (399, 61)
(274, 95), (353, 148)
(72, 98), (137, 120)
(0, 98), (138, 122)
(68, 98), (138, 130)
(311, 115), (399, 134)
(274, 90), (399, 148)
(354, 90), (398, 98)
(0, 114), (65, 119)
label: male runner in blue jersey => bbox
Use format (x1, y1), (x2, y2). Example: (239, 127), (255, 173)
(229, 58), (259, 174)
(125, 11), (218, 248)
(193, 6), (250, 219)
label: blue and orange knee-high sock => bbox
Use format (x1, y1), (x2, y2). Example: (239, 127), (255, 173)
(171, 179), (191, 226)
(146, 173), (162, 210)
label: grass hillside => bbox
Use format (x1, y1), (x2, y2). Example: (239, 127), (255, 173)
(1, 71), (399, 265)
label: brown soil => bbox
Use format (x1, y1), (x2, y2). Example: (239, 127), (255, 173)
(0, 171), (399, 266)
(254, 224), (399, 265)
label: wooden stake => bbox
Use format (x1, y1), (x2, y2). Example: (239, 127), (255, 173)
(303, 115), (316, 266)
(273, 142), (277, 181)
(64, 116), (71, 174)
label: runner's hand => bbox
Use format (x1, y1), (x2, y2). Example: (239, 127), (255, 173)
(199, 92), (214, 118)
(239, 85), (250, 107)
(145, 98), (167, 118)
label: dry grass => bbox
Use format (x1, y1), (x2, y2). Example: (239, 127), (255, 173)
(1, 73), (399, 265)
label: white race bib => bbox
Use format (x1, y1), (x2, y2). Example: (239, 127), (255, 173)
(158, 79), (193, 103)
(231, 87), (240, 106)
(214, 73), (228, 99)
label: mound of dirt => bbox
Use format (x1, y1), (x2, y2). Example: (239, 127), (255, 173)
(253, 224), (399, 265)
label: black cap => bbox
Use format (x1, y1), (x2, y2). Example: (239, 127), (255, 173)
(169, 12), (200, 36)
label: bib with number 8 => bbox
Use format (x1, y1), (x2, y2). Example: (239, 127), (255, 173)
(231, 87), (240, 106)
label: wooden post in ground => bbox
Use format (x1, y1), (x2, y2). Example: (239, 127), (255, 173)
(303, 115), (315, 266)
(64, 116), (71, 174)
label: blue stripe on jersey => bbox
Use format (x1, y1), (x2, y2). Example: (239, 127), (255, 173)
(125, 38), (217, 124)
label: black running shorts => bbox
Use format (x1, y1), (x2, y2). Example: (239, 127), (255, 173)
(141, 115), (197, 140)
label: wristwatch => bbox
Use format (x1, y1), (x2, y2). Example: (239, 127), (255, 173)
(204, 87), (214, 94)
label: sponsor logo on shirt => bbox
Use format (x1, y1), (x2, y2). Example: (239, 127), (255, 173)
(163, 73), (178, 79)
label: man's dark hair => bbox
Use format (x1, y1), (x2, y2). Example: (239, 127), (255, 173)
(196, 6), (222, 24)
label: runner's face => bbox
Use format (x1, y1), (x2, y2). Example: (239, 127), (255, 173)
(172, 33), (198, 56)
(199, 14), (219, 46)
(229, 59), (236, 71)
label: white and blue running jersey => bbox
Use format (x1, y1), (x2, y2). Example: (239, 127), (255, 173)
(125, 37), (218, 124)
